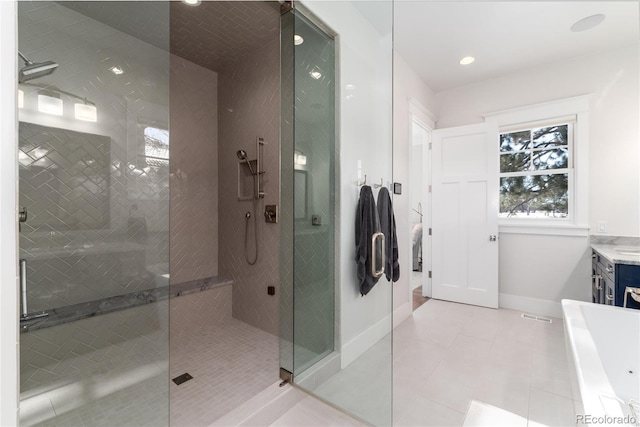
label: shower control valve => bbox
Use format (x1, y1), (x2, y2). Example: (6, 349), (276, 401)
(264, 205), (278, 224)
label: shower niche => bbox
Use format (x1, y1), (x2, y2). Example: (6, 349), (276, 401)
(237, 159), (257, 200)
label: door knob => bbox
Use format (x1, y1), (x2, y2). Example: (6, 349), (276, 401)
(489, 235), (497, 242)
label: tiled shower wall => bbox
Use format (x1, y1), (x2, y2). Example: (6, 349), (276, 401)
(169, 55), (219, 285)
(218, 37), (281, 336)
(18, 1), (171, 313)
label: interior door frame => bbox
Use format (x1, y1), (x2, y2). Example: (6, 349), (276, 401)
(408, 98), (435, 303)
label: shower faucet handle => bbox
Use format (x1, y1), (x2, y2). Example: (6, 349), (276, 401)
(264, 205), (278, 224)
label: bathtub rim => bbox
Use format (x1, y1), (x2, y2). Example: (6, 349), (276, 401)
(561, 299), (632, 423)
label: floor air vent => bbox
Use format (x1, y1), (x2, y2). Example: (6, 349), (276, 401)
(172, 373), (194, 385)
(521, 313), (552, 323)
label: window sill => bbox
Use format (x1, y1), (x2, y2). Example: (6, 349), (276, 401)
(499, 223), (589, 237)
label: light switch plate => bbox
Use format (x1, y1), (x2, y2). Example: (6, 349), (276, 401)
(597, 221), (608, 233)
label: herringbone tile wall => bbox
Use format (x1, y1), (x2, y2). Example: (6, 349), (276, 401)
(18, 1), (171, 313)
(169, 55), (219, 285)
(218, 36), (281, 337)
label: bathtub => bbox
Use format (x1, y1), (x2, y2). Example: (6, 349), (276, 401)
(562, 300), (639, 426)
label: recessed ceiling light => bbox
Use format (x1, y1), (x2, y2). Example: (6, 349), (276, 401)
(459, 56), (475, 65)
(182, 0), (201, 5)
(570, 14), (605, 32)
(294, 35), (304, 45)
(109, 66), (124, 75)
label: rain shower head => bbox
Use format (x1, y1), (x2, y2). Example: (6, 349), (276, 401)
(236, 149), (255, 175)
(18, 51), (59, 83)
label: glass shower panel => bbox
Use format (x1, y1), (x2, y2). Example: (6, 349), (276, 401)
(292, 11), (337, 376)
(18, 2), (170, 425)
(282, 2), (394, 426)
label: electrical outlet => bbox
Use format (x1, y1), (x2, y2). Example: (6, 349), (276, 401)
(597, 221), (608, 233)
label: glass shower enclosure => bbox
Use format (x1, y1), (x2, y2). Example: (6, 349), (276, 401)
(281, 2), (394, 425)
(17, 2), (170, 425)
(15, 0), (394, 425)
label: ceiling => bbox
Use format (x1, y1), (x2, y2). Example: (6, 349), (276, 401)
(62, 1), (280, 73)
(61, 1), (639, 92)
(394, 1), (639, 92)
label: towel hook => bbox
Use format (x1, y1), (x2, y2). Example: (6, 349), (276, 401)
(373, 178), (383, 189)
(358, 174), (367, 186)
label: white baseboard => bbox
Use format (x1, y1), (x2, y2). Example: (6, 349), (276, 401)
(341, 301), (412, 369)
(499, 293), (563, 319)
(341, 314), (391, 369)
(393, 301), (412, 329)
(294, 352), (341, 390)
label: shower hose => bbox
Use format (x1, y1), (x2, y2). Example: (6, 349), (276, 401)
(244, 202), (258, 265)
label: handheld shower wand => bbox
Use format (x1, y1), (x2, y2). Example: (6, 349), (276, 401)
(236, 150), (256, 175)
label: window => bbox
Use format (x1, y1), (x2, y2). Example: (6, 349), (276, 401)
(483, 95), (590, 235)
(143, 126), (169, 166)
(499, 122), (571, 219)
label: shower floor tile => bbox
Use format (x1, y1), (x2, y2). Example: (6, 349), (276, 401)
(170, 317), (280, 426)
(20, 311), (278, 427)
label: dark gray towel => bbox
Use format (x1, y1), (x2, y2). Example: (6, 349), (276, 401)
(355, 185), (381, 296)
(377, 187), (400, 282)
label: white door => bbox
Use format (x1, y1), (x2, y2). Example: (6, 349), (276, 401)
(431, 122), (499, 308)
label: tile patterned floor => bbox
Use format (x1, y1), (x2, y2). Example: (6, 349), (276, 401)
(394, 299), (575, 427)
(20, 315), (279, 427)
(286, 298), (575, 427)
(170, 318), (279, 426)
(20, 299), (574, 427)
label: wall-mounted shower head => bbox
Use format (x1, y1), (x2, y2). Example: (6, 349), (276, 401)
(18, 51), (59, 83)
(237, 149), (256, 175)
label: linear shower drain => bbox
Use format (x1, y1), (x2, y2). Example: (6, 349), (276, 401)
(172, 373), (194, 385)
(521, 313), (552, 323)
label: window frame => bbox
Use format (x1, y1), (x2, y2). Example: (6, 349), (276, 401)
(499, 120), (574, 222)
(483, 95), (590, 236)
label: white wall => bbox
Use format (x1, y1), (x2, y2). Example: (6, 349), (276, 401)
(435, 44), (639, 316)
(392, 53), (437, 319)
(0, 2), (19, 424)
(302, 0), (394, 367)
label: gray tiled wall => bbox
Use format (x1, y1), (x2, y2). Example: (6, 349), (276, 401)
(169, 55), (219, 285)
(218, 37), (281, 337)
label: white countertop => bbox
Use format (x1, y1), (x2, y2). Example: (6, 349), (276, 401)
(591, 244), (640, 266)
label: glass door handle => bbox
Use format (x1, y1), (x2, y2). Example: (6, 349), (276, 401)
(20, 259), (27, 317)
(371, 232), (385, 278)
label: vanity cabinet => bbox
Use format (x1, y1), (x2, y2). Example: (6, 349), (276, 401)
(591, 249), (640, 309)
(617, 264), (640, 310)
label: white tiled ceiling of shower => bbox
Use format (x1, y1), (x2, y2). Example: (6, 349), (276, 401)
(62, 1), (281, 73)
